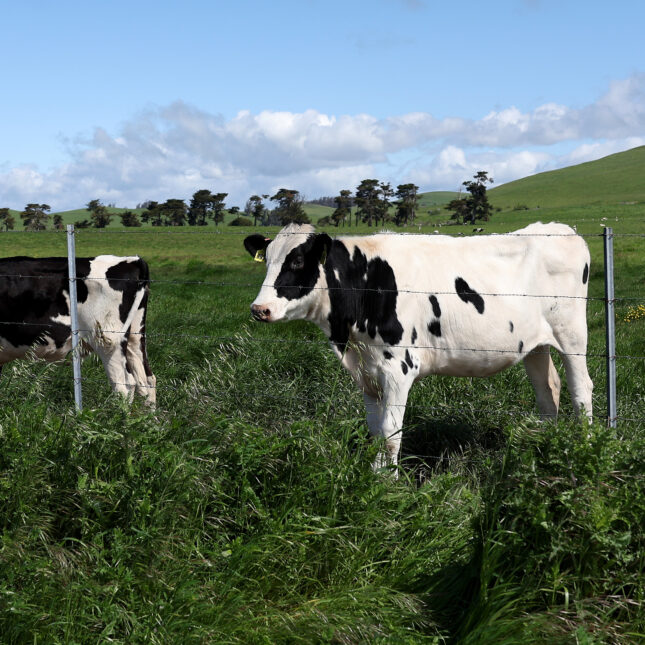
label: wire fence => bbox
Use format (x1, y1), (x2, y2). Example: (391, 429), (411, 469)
(1, 226), (643, 427)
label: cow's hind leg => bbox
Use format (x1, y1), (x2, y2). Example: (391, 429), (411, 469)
(553, 326), (594, 421)
(523, 347), (560, 419)
(559, 352), (593, 421)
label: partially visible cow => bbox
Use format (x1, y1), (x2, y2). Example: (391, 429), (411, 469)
(244, 223), (593, 471)
(0, 255), (156, 405)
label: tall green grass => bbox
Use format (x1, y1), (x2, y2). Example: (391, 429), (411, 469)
(0, 204), (643, 643)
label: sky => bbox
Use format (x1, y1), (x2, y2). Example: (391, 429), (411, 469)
(1, 0), (645, 211)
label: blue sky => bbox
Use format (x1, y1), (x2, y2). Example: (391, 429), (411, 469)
(2, 0), (644, 210)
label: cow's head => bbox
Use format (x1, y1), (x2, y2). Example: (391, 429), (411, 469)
(244, 224), (331, 322)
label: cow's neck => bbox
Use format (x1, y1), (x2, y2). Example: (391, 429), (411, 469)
(302, 264), (332, 334)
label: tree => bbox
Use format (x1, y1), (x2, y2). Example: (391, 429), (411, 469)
(160, 199), (187, 226)
(210, 192), (228, 226)
(356, 180), (394, 226)
(188, 189), (212, 226)
(377, 182), (393, 226)
(53, 214), (65, 230)
(86, 199), (111, 228)
(394, 183), (419, 226)
(21, 203), (51, 231)
(462, 171), (494, 224)
(331, 189), (352, 227)
(120, 210), (142, 227)
(270, 189), (310, 225)
(141, 201), (162, 226)
(0, 208), (15, 231)
(246, 194), (268, 226)
(446, 197), (470, 224)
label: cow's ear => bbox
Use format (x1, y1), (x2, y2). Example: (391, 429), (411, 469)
(244, 234), (271, 262)
(314, 233), (332, 265)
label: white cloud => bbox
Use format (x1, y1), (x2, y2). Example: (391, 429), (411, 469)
(1, 74), (644, 210)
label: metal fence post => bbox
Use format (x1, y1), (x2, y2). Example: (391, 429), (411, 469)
(603, 227), (617, 428)
(66, 225), (83, 411)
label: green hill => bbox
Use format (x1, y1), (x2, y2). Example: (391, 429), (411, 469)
(489, 145), (645, 209)
(417, 191), (461, 207)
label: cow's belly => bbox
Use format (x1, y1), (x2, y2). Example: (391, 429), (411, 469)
(0, 335), (72, 364)
(418, 349), (519, 378)
(416, 320), (556, 378)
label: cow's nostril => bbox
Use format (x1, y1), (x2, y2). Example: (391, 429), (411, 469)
(251, 304), (271, 321)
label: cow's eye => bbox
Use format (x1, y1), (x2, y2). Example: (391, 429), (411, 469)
(291, 256), (305, 270)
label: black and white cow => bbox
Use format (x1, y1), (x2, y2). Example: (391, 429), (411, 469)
(0, 255), (156, 405)
(244, 223), (593, 470)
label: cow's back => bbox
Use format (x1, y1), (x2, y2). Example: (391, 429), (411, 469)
(337, 223), (590, 377)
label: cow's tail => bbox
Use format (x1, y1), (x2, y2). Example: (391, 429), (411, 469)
(134, 258), (154, 379)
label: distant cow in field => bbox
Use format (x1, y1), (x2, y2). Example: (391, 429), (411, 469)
(0, 255), (156, 405)
(244, 223), (593, 470)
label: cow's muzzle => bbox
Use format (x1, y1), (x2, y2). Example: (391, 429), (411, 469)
(251, 304), (272, 322)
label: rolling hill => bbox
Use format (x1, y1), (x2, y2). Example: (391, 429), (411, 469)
(487, 145), (645, 209)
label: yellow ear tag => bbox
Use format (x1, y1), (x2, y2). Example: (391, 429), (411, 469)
(320, 247), (327, 265)
(254, 249), (266, 263)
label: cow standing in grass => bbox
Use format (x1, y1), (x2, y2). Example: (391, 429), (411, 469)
(244, 223), (593, 471)
(0, 255), (156, 405)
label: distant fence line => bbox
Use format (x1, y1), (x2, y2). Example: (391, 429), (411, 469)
(3, 226), (645, 238)
(0, 226), (642, 428)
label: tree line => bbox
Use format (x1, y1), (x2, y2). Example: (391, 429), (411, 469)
(0, 171), (493, 231)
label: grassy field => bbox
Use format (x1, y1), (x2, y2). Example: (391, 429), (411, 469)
(0, 200), (644, 642)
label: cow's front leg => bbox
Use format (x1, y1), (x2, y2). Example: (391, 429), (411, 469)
(363, 378), (412, 474)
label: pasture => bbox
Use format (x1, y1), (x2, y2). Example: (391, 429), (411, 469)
(0, 203), (644, 643)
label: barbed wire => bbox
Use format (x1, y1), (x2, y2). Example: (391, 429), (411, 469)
(5, 227), (645, 238)
(2, 272), (644, 304)
(2, 320), (643, 359)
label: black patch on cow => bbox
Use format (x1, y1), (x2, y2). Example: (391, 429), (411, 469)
(582, 263), (589, 284)
(428, 320), (442, 337)
(121, 336), (133, 375)
(429, 295), (441, 318)
(106, 259), (149, 324)
(405, 350), (414, 368)
(455, 277), (485, 314)
(273, 233), (331, 301)
(324, 241), (404, 354)
(383, 351), (393, 360)
(509, 321), (514, 333)
(401, 361), (408, 375)
(518, 340), (524, 353)
(0, 256), (91, 350)
(411, 327), (417, 345)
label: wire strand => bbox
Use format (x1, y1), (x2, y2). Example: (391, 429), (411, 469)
(3, 272), (644, 303)
(2, 321), (642, 358)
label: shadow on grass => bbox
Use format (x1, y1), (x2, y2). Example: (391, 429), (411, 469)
(400, 412), (507, 481)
